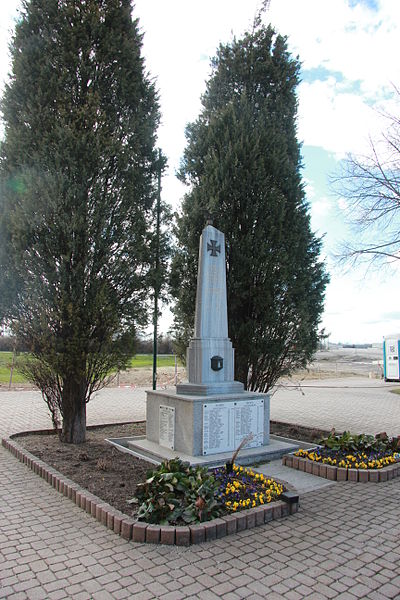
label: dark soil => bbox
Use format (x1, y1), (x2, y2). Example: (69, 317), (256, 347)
(14, 422), (149, 518)
(13, 421), (329, 519)
(271, 421), (331, 444)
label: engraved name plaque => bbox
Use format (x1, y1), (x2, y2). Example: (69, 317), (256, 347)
(202, 398), (264, 455)
(159, 405), (175, 450)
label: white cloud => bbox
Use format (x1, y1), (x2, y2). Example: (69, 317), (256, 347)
(297, 79), (380, 155)
(337, 198), (348, 211)
(0, 1), (21, 84)
(134, 0), (262, 208)
(269, 0), (400, 97)
(304, 178), (316, 198)
(322, 269), (400, 343)
(136, 0), (400, 183)
(309, 196), (334, 239)
(312, 196), (332, 217)
(306, 180), (334, 236)
(269, 0), (400, 157)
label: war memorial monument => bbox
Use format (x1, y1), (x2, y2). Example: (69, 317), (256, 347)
(125, 224), (297, 465)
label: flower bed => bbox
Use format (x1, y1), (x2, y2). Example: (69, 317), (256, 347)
(282, 430), (400, 483)
(294, 448), (399, 470)
(132, 458), (286, 525)
(214, 464), (284, 512)
(2, 437), (299, 545)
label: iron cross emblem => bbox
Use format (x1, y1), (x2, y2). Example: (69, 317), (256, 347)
(207, 239), (221, 257)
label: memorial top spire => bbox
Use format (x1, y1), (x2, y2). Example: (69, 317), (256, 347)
(194, 225), (228, 340)
(176, 224), (243, 395)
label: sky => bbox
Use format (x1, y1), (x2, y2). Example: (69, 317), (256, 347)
(1, 0), (400, 344)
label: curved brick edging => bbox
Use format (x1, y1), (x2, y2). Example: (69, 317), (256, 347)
(282, 453), (400, 483)
(2, 436), (299, 545)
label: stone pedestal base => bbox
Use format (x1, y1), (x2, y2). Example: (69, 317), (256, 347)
(145, 389), (270, 457)
(123, 435), (299, 468)
(176, 381), (244, 396)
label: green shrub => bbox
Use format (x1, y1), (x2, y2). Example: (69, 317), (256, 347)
(129, 458), (223, 525)
(319, 430), (400, 453)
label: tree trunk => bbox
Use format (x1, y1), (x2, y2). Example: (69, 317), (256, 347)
(60, 377), (87, 444)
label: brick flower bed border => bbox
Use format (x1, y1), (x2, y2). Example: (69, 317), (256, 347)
(2, 436), (299, 546)
(282, 453), (400, 483)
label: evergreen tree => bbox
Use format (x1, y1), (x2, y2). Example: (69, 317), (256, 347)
(171, 21), (329, 392)
(0, 0), (168, 442)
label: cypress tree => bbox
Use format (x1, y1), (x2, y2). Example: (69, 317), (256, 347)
(0, 0), (168, 442)
(171, 21), (329, 392)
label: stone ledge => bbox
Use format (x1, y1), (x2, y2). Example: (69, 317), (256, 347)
(2, 436), (299, 545)
(282, 452), (400, 483)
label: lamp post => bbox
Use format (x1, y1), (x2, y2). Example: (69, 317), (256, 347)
(152, 149), (162, 390)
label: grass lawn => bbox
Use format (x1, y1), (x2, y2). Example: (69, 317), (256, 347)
(128, 354), (179, 369)
(0, 352), (180, 385)
(0, 352), (28, 384)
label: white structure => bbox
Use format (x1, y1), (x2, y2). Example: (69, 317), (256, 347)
(122, 223), (298, 465)
(145, 224), (269, 460)
(177, 225), (243, 395)
(383, 334), (400, 381)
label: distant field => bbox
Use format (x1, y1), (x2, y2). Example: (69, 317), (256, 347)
(128, 354), (179, 368)
(0, 352), (179, 385)
(0, 352), (28, 384)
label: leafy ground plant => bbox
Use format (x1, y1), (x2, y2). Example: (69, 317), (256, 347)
(130, 458), (223, 525)
(130, 458), (284, 525)
(295, 429), (400, 469)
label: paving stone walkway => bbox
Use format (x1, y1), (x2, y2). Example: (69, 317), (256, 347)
(1, 381), (400, 599)
(271, 377), (400, 437)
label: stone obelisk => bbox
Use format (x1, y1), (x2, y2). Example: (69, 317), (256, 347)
(136, 223), (274, 462)
(177, 224), (244, 395)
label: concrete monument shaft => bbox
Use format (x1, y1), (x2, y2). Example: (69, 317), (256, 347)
(194, 225), (228, 338)
(177, 224), (243, 395)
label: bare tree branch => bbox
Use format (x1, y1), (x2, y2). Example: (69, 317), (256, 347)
(331, 90), (400, 268)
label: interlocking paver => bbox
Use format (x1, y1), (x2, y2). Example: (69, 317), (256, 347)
(367, 592), (392, 600)
(218, 593), (241, 600)
(284, 591), (303, 600)
(47, 591), (69, 600)
(379, 582), (400, 598)
(2, 382), (400, 599)
(112, 590), (131, 600)
(313, 582), (339, 598)
(271, 377), (400, 436)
